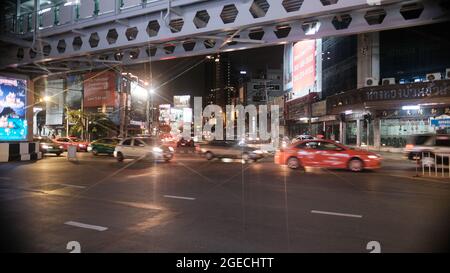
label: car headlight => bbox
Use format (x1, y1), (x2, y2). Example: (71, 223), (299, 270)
(59, 146), (64, 149)
(42, 145), (50, 149)
(79, 144), (85, 147)
(368, 155), (379, 159)
(153, 147), (163, 153)
(253, 150), (264, 154)
(168, 146), (174, 152)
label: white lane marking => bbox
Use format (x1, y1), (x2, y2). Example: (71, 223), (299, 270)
(163, 195), (196, 201)
(64, 221), (108, 231)
(60, 184), (86, 189)
(311, 210), (362, 218)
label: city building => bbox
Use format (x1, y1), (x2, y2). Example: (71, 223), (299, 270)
(246, 68), (283, 106)
(284, 22), (450, 149)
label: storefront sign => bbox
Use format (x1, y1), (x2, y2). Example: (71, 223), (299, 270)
(328, 80), (450, 114)
(312, 100), (326, 117)
(366, 82), (449, 101)
(431, 118), (450, 127)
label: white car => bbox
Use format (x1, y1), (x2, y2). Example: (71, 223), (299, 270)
(113, 137), (174, 162)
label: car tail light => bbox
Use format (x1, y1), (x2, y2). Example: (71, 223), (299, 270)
(405, 144), (414, 149)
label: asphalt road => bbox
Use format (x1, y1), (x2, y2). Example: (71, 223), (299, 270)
(0, 152), (449, 252)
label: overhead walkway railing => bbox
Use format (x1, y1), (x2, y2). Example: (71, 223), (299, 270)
(1, 0), (167, 35)
(0, 0), (449, 70)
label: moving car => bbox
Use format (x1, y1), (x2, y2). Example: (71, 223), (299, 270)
(405, 134), (450, 162)
(53, 137), (90, 152)
(291, 134), (314, 143)
(113, 137), (174, 162)
(88, 138), (121, 155)
(274, 139), (381, 172)
(33, 136), (64, 156)
(177, 137), (194, 148)
(198, 140), (265, 162)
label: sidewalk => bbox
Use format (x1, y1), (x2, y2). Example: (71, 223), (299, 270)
(348, 145), (404, 154)
(348, 145), (406, 161)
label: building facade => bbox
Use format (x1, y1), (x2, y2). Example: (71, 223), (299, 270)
(284, 22), (450, 149)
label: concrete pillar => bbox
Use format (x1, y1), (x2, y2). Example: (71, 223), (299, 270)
(27, 79), (35, 141)
(356, 119), (361, 146)
(357, 32), (380, 88)
(373, 117), (381, 149)
(340, 121), (346, 144)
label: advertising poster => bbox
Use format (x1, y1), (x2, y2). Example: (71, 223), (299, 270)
(66, 75), (83, 109)
(293, 40), (316, 97)
(283, 43), (293, 91)
(0, 75), (27, 141)
(174, 95), (190, 108)
(45, 79), (64, 125)
(83, 72), (116, 108)
(130, 81), (147, 123)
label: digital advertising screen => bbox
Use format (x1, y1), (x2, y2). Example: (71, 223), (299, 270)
(293, 39), (316, 97)
(130, 81), (148, 123)
(0, 75), (28, 141)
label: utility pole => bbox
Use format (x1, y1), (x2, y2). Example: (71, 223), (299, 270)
(308, 89), (312, 135)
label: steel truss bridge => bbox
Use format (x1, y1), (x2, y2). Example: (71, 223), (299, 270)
(0, 0), (448, 76)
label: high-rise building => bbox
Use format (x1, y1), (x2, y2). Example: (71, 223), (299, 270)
(204, 53), (238, 108)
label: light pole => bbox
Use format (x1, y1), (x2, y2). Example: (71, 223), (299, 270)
(147, 87), (155, 135)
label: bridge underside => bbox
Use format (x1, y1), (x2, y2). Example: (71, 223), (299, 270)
(0, 0), (448, 77)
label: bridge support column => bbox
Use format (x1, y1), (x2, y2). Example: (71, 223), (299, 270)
(357, 32), (380, 88)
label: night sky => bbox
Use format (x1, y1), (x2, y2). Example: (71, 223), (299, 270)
(125, 45), (284, 105)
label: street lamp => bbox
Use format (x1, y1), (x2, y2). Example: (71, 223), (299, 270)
(147, 86), (155, 135)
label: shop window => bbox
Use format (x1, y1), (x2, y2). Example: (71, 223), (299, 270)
(345, 121), (357, 145)
(380, 119), (434, 147)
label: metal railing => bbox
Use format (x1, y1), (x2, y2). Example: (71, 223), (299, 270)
(1, 0), (165, 35)
(417, 152), (450, 178)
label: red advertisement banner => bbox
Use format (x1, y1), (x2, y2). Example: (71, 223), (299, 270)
(83, 72), (116, 108)
(293, 40), (316, 97)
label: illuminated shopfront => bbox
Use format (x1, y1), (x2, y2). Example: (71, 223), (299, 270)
(327, 80), (450, 148)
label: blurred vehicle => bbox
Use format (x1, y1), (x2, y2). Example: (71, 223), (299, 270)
(177, 137), (194, 148)
(275, 139), (381, 172)
(113, 137), (174, 162)
(291, 134), (314, 143)
(87, 138), (121, 156)
(281, 136), (291, 148)
(33, 136), (64, 156)
(198, 140), (265, 162)
(405, 134), (450, 162)
(53, 137), (90, 152)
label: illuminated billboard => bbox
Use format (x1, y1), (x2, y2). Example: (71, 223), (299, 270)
(0, 76), (27, 141)
(283, 43), (294, 91)
(293, 40), (316, 97)
(130, 81), (148, 123)
(45, 79), (64, 125)
(174, 95), (190, 108)
(84, 72), (116, 108)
